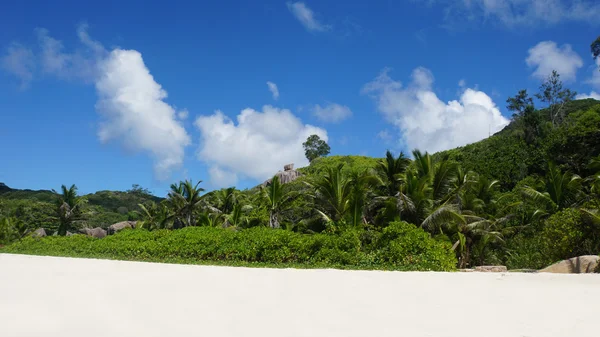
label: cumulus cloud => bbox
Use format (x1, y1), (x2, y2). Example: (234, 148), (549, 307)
(96, 49), (191, 179)
(195, 106), (327, 183)
(577, 58), (600, 100)
(266, 81), (279, 100)
(312, 103), (352, 123)
(36, 27), (104, 82)
(420, 0), (600, 28)
(208, 166), (238, 189)
(0, 43), (35, 88)
(286, 2), (331, 32)
(577, 91), (600, 100)
(363, 67), (509, 153)
(526, 41), (583, 82)
(178, 109), (189, 120)
(1, 25), (191, 179)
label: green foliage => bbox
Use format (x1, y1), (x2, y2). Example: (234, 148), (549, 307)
(300, 155), (381, 178)
(506, 89), (534, 119)
(3, 225), (456, 271)
(302, 134), (331, 162)
(541, 208), (600, 263)
(374, 221), (457, 271)
(591, 36), (600, 60)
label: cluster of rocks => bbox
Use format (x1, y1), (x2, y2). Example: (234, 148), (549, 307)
(31, 221), (137, 239)
(459, 255), (599, 274)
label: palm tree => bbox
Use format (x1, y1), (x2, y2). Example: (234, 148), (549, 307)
(263, 175), (293, 228)
(306, 164), (354, 225)
(377, 150), (410, 196)
(444, 214), (505, 268)
(521, 162), (583, 210)
(348, 170), (382, 227)
(167, 180), (205, 227)
(52, 184), (86, 236)
(212, 187), (239, 214)
(137, 202), (173, 230)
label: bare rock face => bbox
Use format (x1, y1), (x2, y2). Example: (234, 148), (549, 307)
(539, 255), (599, 274)
(474, 266), (508, 273)
(31, 228), (47, 238)
(107, 221), (137, 235)
(79, 227), (107, 239)
(263, 164), (302, 186)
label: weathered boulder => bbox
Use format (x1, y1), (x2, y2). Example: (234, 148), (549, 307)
(263, 164), (302, 186)
(31, 228), (47, 238)
(539, 255), (599, 274)
(66, 231), (75, 236)
(107, 221), (137, 235)
(79, 227), (107, 239)
(474, 266), (508, 273)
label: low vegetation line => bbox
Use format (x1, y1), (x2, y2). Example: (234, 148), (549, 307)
(1, 222), (457, 272)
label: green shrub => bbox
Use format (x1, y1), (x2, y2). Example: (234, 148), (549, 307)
(2, 224), (456, 271)
(373, 221), (457, 271)
(541, 208), (585, 262)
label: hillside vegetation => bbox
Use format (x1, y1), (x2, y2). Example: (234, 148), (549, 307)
(2, 76), (600, 271)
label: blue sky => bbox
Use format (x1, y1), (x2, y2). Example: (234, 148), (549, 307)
(1, 0), (599, 196)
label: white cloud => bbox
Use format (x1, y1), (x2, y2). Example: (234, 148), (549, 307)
(266, 81), (279, 100)
(577, 58), (600, 100)
(96, 49), (191, 179)
(1, 43), (35, 88)
(36, 27), (104, 82)
(312, 103), (352, 123)
(195, 105), (327, 183)
(576, 91), (600, 100)
(363, 67), (509, 153)
(526, 41), (583, 82)
(377, 130), (392, 141)
(458, 79), (466, 87)
(427, 0), (600, 28)
(1, 26), (192, 180)
(208, 166), (238, 188)
(178, 109), (189, 120)
(286, 2), (331, 32)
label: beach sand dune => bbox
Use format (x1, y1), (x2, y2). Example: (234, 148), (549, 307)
(1, 254), (598, 337)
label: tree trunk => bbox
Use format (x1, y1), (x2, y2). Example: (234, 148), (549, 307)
(269, 211), (280, 229)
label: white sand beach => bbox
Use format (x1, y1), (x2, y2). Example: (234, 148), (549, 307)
(0, 254), (598, 337)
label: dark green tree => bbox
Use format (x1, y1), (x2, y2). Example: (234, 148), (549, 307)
(52, 184), (86, 236)
(506, 89), (534, 119)
(303, 134), (331, 162)
(591, 36), (600, 60)
(167, 180), (205, 227)
(377, 150), (410, 196)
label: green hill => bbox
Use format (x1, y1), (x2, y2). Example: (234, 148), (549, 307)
(0, 184), (161, 231)
(438, 98), (600, 189)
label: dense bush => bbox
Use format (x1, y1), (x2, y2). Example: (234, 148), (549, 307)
(2, 223), (457, 271)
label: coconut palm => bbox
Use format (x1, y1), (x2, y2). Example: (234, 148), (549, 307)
(307, 164), (380, 227)
(306, 164), (354, 225)
(377, 150), (410, 196)
(521, 162), (583, 210)
(137, 202), (173, 230)
(167, 180), (205, 227)
(444, 214), (504, 268)
(52, 184), (86, 236)
(263, 175), (293, 228)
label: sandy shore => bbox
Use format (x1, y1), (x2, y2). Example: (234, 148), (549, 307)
(0, 254), (598, 337)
